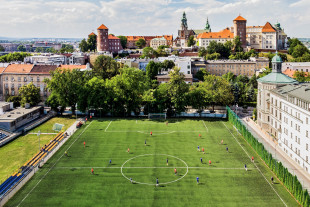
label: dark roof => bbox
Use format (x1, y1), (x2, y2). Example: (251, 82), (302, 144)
(30, 65), (58, 74)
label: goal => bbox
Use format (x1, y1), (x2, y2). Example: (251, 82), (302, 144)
(148, 113), (167, 120)
(53, 123), (64, 132)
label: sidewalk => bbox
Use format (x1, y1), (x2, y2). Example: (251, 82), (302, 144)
(241, 117), (310, 192)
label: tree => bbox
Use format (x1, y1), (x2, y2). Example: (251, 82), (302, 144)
(142, 47), (156, 58)
(172, 50), (179, 56)
(45, 92), (64, 113)
(35, 47), (45, 53)
(45, 68), (88, 115)
(79, 39), (89, 52)
(161, 60), (175, 71)
(222, 71), (236, 83)
(168, 67), (189, 114)
(194, 69), (208, 81)
(146, 61), (161, 81)
(187, 83), (209, 114)
(205, 52), (220, 60)
(117, 36), (127, 49)
(93, 55), (120, 79)
(135, 38), (146, 49)
(6, 95), (21, 108)
(0, 45), (4, 52)
(293, 71), (307, 82)
(87, 34), (97, 52)
(158, 45), (169, 50)
(206, 41), (230, 58)
(187, 35), (195, 47)
(198, 47), (207, 57)
(292, 44), (309, 58)
(17, 45), (26, 52)
(233, 36), (243, 52)
(19, 82), (41, 107)
(60, 44), (74, 53)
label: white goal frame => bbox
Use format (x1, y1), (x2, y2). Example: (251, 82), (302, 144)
(148, 113), (167, 120)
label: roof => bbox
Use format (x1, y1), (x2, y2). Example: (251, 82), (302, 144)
(57, 65), (87, 70)
(0, 106), (42, 121)
(257, 72), (298, 84)
(197, 28), (234, 39)
(272, 53), (282, 63)
(262, 22), (276, 33)
(0, 67), (5, 74)
(108, 35), (120, 40)
(163, 35), (173, 41)
(31, 65), (58, 74)
(88, 32), (96, 36)
(3, 64), (33, 74)
(246, 26), (263, 28)
(97, 24), (108, 30)
(282, 69), (295, 78)
(151, 37), (167, 41)
(126, 36), (145, 41)
(234, 16), (247, 21)
(194, 29), (210, 35)
(271, 84), (310, 103)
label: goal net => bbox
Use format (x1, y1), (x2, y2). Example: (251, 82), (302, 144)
(53, 123), (64, 132)
(148, 113), (166, 120)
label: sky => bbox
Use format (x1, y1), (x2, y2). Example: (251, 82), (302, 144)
(0, 0), (309, 39)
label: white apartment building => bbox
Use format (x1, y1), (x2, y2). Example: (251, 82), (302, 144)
(270, 84), (310, 173)
(158, 56), (191, 75)
(197, 28), (234, 49)
(150, 37), (167, 49)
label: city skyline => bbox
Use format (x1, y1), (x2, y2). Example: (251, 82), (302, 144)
(0, 0), (309, 39)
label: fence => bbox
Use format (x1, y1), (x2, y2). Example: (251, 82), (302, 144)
(226, 106), (310, 206)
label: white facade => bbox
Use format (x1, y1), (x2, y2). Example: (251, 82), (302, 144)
(198, 38), (233, 49)
(262, 33), (277, 50)
(150, 37), (167, 49)
(158, 56), (191, 75)
(282, 62), (310, 73)
(270, 87), (310, 174)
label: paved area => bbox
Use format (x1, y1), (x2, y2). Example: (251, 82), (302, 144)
(241, 117), (310, 192)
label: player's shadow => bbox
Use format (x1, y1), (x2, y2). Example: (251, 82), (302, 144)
(108, 163), (117, 166)
(71, 168), (77, 171)
(198, 183), (205, 185)
(145, 144), (151, 147)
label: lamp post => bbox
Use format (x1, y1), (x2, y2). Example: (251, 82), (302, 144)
(38, 130), (41, 151)
(75, 103), (78, 121)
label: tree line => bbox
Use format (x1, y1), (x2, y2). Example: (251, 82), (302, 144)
(43, 55), (234, 116)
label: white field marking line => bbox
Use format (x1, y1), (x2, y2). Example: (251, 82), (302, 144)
(202, 120), (209, 132)
(17, 121), (93, 207)
(104, 130), (202, 133)
(104, 121), (112, 132)
(137, 131), (175, 135)
(121, 154), (189, 185)
(136, 120), (137, 124)
(55, 166), (257, 170)
(222, 122), (287, 207)
(233, 125), (241, 135)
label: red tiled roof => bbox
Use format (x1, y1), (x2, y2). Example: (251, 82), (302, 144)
(88, 32), (96, 36)
(108, 35), (120, 40)
(3, 64), (33, 74)
(126, 36), (145, 41)
(234, 16), (246, 21)
(262, 22), (276, 33)
(58, 65), (87, 70)
(97, 24), (108, 30)
(197, 28), (234, 39)
(163, 35), (173, 41)
(0, 67), (5, 74)
(283, 69), (310, 78)
(31, 65), (58, 74)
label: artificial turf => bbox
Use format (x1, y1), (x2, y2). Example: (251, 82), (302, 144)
(5, 119), (299, 207)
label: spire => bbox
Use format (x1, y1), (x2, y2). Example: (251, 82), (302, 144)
(181, 11), (188, 30)
(205, 17), (211, 32)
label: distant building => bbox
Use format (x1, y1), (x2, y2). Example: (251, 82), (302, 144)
(282, 62), (310, 73)
(32, 42), (62, 51)
(150, 37), (167, 49)
(96, 24), (123, 53)
(125, 35), (173, 49)
(174, 12), (195, 48)
(202, 57), (269, 77)
(246, 22), (287, 51)
(197, 28), (234, 48)
(156, 73), (193, 84)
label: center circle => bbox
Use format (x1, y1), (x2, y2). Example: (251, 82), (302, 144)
(121, 154), (189, 185)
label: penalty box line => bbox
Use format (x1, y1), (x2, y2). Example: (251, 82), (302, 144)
(54, 166), (257, 170)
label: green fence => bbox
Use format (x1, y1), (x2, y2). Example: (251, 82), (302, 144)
(226, 106), (310, 207)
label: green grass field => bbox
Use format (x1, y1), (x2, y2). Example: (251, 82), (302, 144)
(0, 117), (76, 184)
(5, 119), (299, 207)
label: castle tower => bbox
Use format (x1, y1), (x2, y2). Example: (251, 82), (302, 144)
(205, 17), (211, 32)
(97, 24), (109, 52)
(180, 11), (188, 31)
(233, 15), (247, 49)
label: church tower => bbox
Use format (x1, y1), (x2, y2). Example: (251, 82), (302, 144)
(205, 17), (211, 32)
(180, 11), (188, 30)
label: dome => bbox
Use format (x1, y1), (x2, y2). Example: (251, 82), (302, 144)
(272, 52), (282, 63)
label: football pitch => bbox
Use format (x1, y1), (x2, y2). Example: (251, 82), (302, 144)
(5, 119), (299, 207)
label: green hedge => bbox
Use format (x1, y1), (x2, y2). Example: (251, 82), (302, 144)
(226, 106), (310, 206)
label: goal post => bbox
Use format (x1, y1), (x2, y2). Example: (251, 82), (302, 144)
(148, 113), (167, 120)
(53, 123), (64, 132)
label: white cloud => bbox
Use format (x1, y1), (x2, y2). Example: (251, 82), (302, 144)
(0, 0), (308, 38)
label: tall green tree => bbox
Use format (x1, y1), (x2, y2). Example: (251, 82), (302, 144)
(79, 39), (89, 52)
(93, 55), (120, 79)
(19, 82), (41, 107)
(168, 67), (189, 114)
(17, 45), (26, 52)
(198, 47), (207, 57)
(187, 83), (209, 114)
(233, 36), (243, 52)
(60, 44), (74, 53)
(87, 34), (97, 52)
(187, 35), (196, 47)
(0, 45), (5, 52)
(146, 61), (161, 81)
(161, 60), (175, 71)
(117, 36), (127, 49)
(135, 38), (146, 49)
(142, 47), (156, 58)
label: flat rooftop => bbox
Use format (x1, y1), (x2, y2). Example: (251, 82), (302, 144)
(0, 106), (42, 121)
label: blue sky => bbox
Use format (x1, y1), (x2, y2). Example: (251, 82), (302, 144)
(0, 0), (309, 38)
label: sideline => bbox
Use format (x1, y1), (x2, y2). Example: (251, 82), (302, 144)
(104, 121), (112, 132)
(222, 122), (287, 207)
(202, 121), (209, 132)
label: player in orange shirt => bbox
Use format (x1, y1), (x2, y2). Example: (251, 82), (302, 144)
(150, 131), (152, 136)
(174, 168), (177, 175)
(202, 147), (205, 154)
(127, 148), (130, 153)
(91, 168), (94, 175)
(83, 141), (86, 148)
(209, 160), (211, 165)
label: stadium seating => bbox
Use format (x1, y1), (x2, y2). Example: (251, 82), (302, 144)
(0, 133), (8, 141)
(0, 132), (65, 199)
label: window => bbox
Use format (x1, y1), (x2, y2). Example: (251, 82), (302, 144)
(5, 77), (8, 81)
(24, 77), (27, 82)
(18, 77), (21, 82)
(11, 77), (14, 82)
(37, 76), (40, 82)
